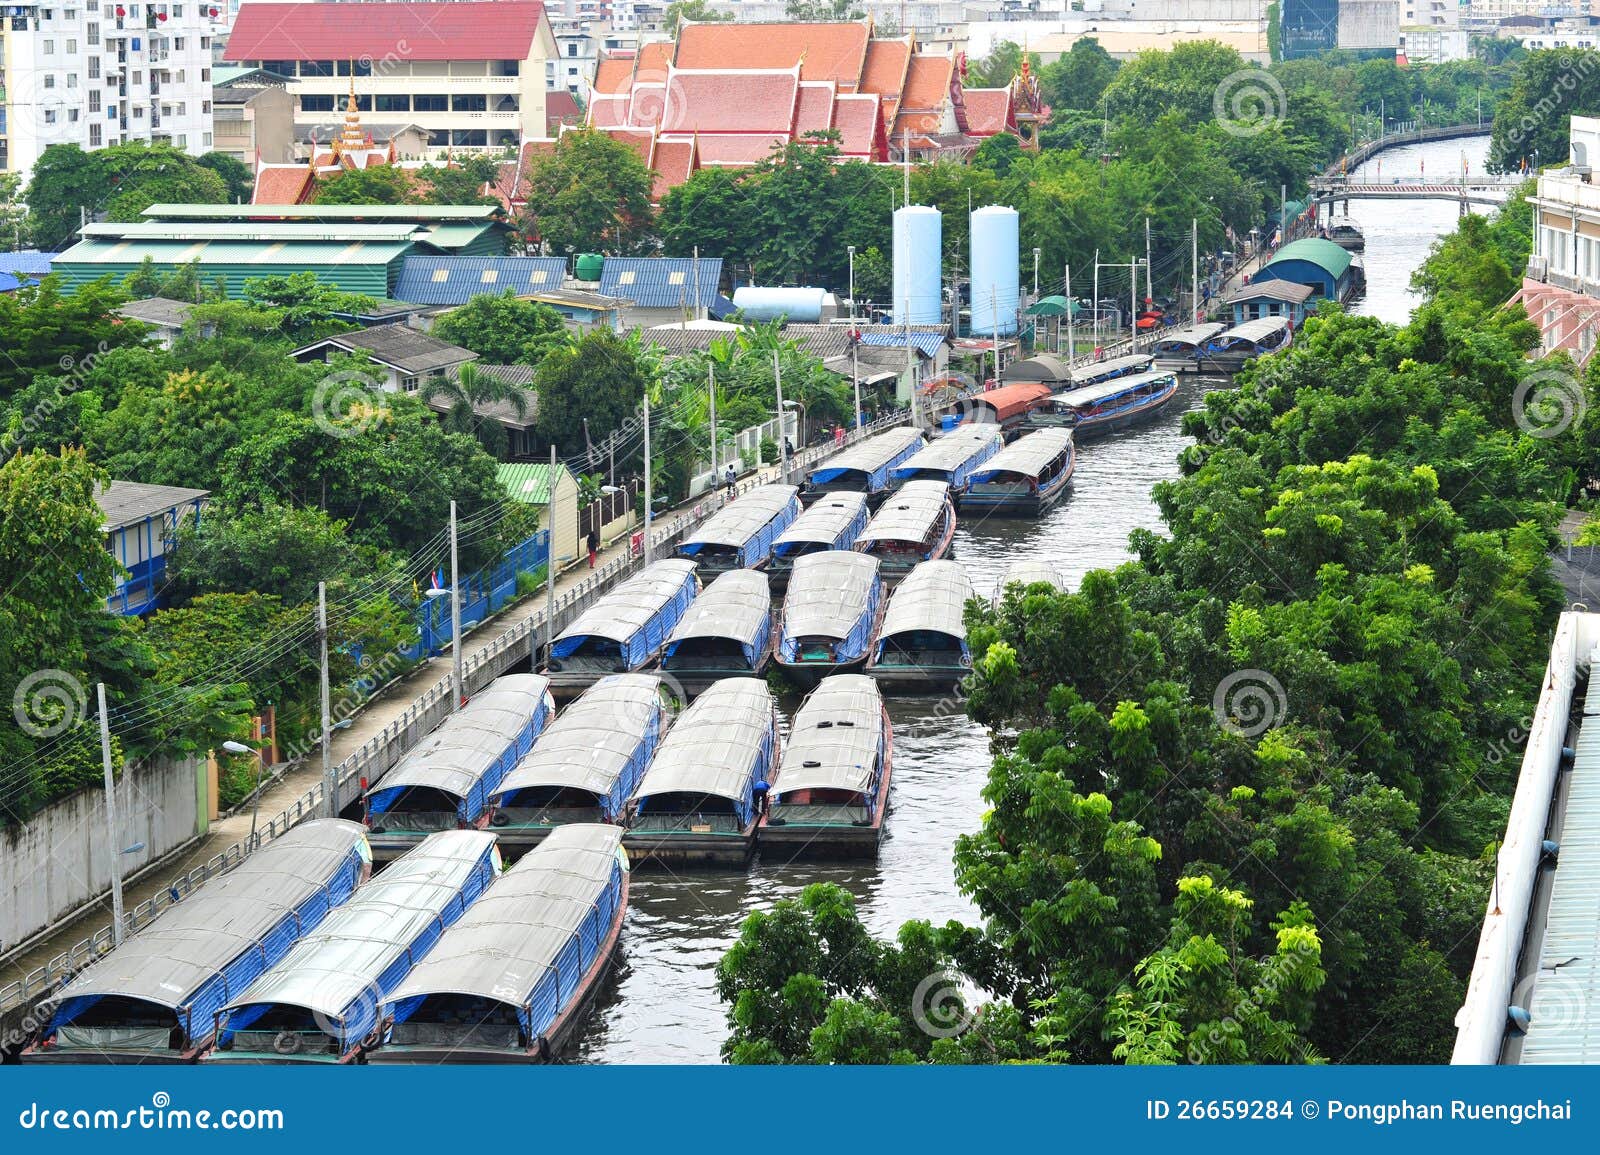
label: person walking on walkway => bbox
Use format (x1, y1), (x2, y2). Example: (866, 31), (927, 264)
(586, 528), (599, 569)
(723, 464), (737, 495)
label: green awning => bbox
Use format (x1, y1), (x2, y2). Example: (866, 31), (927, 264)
(1027, 295), (1076, 317)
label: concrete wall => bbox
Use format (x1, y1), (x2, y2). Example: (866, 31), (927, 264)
(0, 757), (204, 956)
(1339, 0), (1401, 49)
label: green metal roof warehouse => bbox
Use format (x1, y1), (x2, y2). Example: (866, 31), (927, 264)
(51, 204), (514, 299)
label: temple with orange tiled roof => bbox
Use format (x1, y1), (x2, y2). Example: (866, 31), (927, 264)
(586, 19), (1042, 202)
(249, 80), (430, 204)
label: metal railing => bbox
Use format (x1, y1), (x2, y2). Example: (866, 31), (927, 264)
(0, 413), (907, 1018)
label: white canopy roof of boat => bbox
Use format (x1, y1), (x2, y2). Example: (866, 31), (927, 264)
(784, 552), (880, 640)
(806, 427), (924, 477)
(1153, 322), (1225, 350)
(385, 825), (623, 1009)
(1067, 353), (1152, 385)
(54, 820), (369, 1011)
(974, 428), (1074, 478)
(222, 831), (497, 1021)
(880, 560), (973, 642)
(665, 569), (771, 646)
(1214, 316), (1291, 343)
(998, 559), (1065, 593)
(777, 491), (869, 547)
(774, 675), (884, 796)
(365, 675), (551, 801)
(633, 678), (775, 803)
(494, 675), (667, 799)
(896, 424), (1002, 473)
(554, 559), (698, 646)
(856, 481), (951, 545)
(680, 484), (798, 548)
(1051, 369), (1175, 409)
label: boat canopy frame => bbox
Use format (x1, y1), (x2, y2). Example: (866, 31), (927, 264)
(970, 428), (1075, 484)
(677, 484), (801, 567)
(661, 569), (773, 668)
(630, 678), (778, 827)
(551, 559), (699, 669)
(780, 552), (884, 663)
(875, 560), (973, 657)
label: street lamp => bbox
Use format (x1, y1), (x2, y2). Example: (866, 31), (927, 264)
(847, 245), (856, 319)
(222, 740), (267, 846)
(1032, 247), (1041, 300)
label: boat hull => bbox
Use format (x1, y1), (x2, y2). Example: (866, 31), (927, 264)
(774, 652), (869, 689)
(1066, 384), (1179, 439)
(21, 1046), (204, 1065)
(621, 827), (757, 868)
(547, 666), (649, 703)
(761, 721), (892, 860)
(866, 660), (969, 693)
(489, 808), (611, 858)
(959, 473), (1072, 517)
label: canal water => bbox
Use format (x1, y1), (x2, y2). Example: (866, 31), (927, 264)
(576, 134), (1493, 1064)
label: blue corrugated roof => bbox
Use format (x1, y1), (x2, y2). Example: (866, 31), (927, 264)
(394, 256), (570, 306)
(599, 257), (723, 309)
(0, 250), (56, 291)
(859, 330), (945, 358)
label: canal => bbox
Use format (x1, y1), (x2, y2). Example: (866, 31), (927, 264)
(576, 133), (1494, 1064)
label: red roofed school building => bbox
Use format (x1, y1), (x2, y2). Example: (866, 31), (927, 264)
(588, 20), (1047, 201)
(225, 1), (558, 157)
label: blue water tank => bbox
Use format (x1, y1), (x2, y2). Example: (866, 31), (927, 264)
(892, 205), (942, 326)
(732, 286), (828, 323)
(970, 205), (1020, 337)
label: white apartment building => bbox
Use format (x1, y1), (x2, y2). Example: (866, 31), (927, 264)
(1, 0), (218, 176)
(222, 0), (556, 154)
(1517, 116), (1600, 363)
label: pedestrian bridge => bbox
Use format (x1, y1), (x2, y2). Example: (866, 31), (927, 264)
(1311, 174), (1523, 208)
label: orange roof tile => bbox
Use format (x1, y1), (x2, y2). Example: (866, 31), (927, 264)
(252, 164), (314, 205)
(961, 88), (1013, 136)
(588, 92), (632, 129)
(860, 36), (911, 100)
(674, 22), (868, 89)
(628, 83), (668, 128)
(898, 54), (954, 112)
(651, 136), (697, 201)
(695, 133), (789, 166)
(606, 127), (657, 166)
(636, 40), (673, 80)
(831, 92), (883, 158)
(594, 55), (635, 96)
(794, 82), (836, 139)
(659, 68), (800, 135)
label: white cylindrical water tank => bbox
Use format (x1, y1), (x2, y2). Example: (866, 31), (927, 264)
(892, 205), (942, 326)
(970, 205), (1020, 337)
(732, 286), (828, 322)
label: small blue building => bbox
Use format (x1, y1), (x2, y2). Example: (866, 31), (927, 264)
(1251, 238), (1357, 303)
(95, 480), (209, 615)
(1225, 280), (1316, 327)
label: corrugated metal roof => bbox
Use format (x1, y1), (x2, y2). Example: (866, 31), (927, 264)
(495, 675), (668, 800)
(777, 491), (870, 549)
(145, 204), (501, 221)
(774, 675), (884, 797)
(600, 257), (724, 308)
(879, 560), (971, 642)
(556, 560), (700, 647)
(973, 428), (1074, 480)
(225, 2), (549, 63)
(84, 221), (426, 241)
(666, 569), (772, 647)
(632, 678), (776, 803)
(498, 463), (575, 505)
(396, 256), (570, 306)
(857, 480), (951, 545)
(1054, 370), (1176, 409)
(1263, 237), (1353, 279)
(56, 238), (416, 266)
(858, 329), (946, 357)
(681, 484), (800, 549)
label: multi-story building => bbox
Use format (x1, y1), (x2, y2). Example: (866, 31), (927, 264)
(222, 1), (557, 155)
(1, 0), (219, 176)
(1517, 116), (1600, 364)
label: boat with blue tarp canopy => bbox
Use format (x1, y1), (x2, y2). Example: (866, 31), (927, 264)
(657, 569), (775, 696)
(762, 675), (892, 859)
(866, 560), (974, 693)
(24, 821), (371, 1065)
(854, 480), (957, 584)
(1025, 369), (1178, 439)
(676, 484), (801, 575)
(801, 428), (925, 506)
(1200, 316), (1292, 371)
(769, 491), (871, 592)
(489, 675), (673, 852)
(371, 825), (628, 1064)
(546, 559), (699, 699)
(1150, 322), (1225, 373)
(775, 551), (885, 687)
(1065, 352), (1153, 387)
(360, 674), (553, 860)
(890, 424), (1003, 493)
(624, 678), (780, 867)
(207, 830), (500, 1064)
(961, 428), (1075, 516)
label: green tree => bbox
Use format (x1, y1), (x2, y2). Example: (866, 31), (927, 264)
(1037, 38), (1120, 111)
(533, 328), (649, 455)
(312, 164), (415, 206)
(784, 0), (863, 19)
(165, 502), (390, 606)
(419, 362), (532, 456)
(518, 128), (655, 255)
(0, 278), (144, 399)
(1100, 41), (1249, 127)
(664, 0), (732, 34)
(197, 152), (256, 204)
(430, 292), (568, 365)
(965, 41), (1037, 89)
(0, 172), (28, 249)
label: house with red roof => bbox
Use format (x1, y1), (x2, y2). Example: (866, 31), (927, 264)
(224, 1), (558, 158)
(585, 20), (1037, 201)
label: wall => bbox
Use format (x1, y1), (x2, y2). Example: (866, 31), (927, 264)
(0, 756), (204, 956)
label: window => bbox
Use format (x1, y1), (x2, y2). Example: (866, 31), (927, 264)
(413, 94), (447, 112)
(44, 110), (57, 124)
(176, 134), (186, 147)
(431, 268), (450, 283)
(481, 269), (499, 284)
(200, 67), (209, 81)
(402, 375), (419, 392)
(173, 36), (183, 49)
(133, 106), (143, 117)
(375, 94), (410, 113)
(567, 42), (578, 56)
(200, 37), (209, 49)
(201, 99), (209, 113)
(43, 39), (55, 53)
(668, 270), (685, 285)
(67, 38), (76, 52)
(616, 270), (636, 285)
(90, 123), (102, 145)
(90, 90), (101, 111)
(89, 57), (100, 78)
(172, 3), (181, 13)
(44, 75), (56, 89)
(202, 131), (211, 146)
(133, 71), (141, 84)
(300, 94), (335, 112)
(88, 21), (99, 43)
(67, 74), (79, 88)
(451, 93), (486, 112)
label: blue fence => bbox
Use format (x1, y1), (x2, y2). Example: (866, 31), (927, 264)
(409, 529), (550, 660)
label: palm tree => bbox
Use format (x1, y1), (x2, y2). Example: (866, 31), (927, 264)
(420, 362), (531, 457)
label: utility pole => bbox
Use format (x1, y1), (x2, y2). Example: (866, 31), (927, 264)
(991, 284), (1001, 385)
(608, 429), (616, 487)
(97, 682), (126, 947)
(448, 499), (463, 712)
(1092, 250), (1100, 350)
(1144, 218), (1152, 305)
(318, 582), (333, 817)
(1065, 263), (1074, 363)
(1032, 247), (1040, 299)
(642, 393), (654, 564)
(546, 445), (557, 660)
(691, 245), (701, 329)
(708, 362), (718, 481)
(1191, 219), (1199, 325)
(1129, 256), (1138, 353)
(851, 336), (862, 430)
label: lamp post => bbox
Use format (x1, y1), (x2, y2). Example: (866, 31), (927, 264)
(1032, 247), (1040, 300)
(222, 739), (267, 848)
(847, 245), (856, 319)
